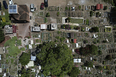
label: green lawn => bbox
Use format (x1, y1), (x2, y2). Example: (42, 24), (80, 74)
(70, 18), (83, 24)
(4, 36), (21, 57)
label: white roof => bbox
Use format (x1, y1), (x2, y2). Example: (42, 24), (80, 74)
(76, 43), (78, 48)
(90, 57), (92, 60)
(67, 39), (69, 43)
(0, 68), (2, 73)
(88, 67), (91, 71)
(8, 5), (18, 14)
(93, 34), (98, 38)
(67, 44), (70, 47)
(40, 24), (47, 29)
(72, 49), (74, 52)
(4, 73), (6, 76)
(74, 59), (78, 63)
(39, 66), (41, 70)
(51, 23), (57, 30)
(0, 55), (1, 60)
(31, 40), (34, 44)
(74, 59), (81, 63)
(77, 59), (81, 63)
(27, 61), (34, 67)
(29, 44), (32, 49)
(31, 68), (36, 72)
(31, 27), (40, 32)
(31, 55), (36, 61)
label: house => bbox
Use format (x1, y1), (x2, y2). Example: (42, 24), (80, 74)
(40, 24), (47, 29)
(11, 5), (30, 23)
(49, 23), (57, 30)
(4, 25), (16, 34)
(96, 4), (103, 10)
(31, 27), (40, 32)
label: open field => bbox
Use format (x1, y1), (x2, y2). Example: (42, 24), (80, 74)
(70, 18), (83, 23)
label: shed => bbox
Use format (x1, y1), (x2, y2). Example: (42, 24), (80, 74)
(31, 40), (33, 44)
(72, 49), (74, 52)
(31, 55), (36, 61)
(29, 44), (32, 49)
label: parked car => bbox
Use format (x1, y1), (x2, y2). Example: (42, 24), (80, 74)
(3, 1), (8, 9)
(30, 4), (34, 12)
(0, 2), (1, 10)
(40, 3), (44, 10)
(44, 0), (48, 7)
(9, 0), (13, 5)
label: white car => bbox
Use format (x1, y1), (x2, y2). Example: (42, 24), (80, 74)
(30, 4), (35, 12)
(9, 0), (13, 5)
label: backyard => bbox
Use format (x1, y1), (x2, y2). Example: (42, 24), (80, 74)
(70, 18), (83, 24)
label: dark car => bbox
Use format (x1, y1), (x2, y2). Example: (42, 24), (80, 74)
(0, 2), (1, 10)
(44, 0), (48, 7)
(3, 1), (8, 9)
(40, 3), (44, 10)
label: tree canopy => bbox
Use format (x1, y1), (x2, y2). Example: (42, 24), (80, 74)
(79, 44), (98, 56)
(37, 42), (73, 76)
(89, 27), (99, 32)
(69, 67), (80, 77)
(84, 61), (93, 67)
(19, 53), (30, 65)
(0, 28), (5, 43)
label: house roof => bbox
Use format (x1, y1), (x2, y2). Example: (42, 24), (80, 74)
(8, 5), (18, 14)
(27, 61), (34, 67)
(11, 5), (29, 22)
(31, 55), (36, 61)
(12, 25), (16, 33)
(0, 68), (2, 73)
(100, 4), (103, 9)
(74, 39), (76, 43)
(31, 27), (40, 32)
(51, 23), (57, 30)
(96, 4), (100, 10)
(40, 24), (47, 29)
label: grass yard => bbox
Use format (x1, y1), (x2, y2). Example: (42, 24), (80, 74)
(105, 27), (112, 32)
(70, 18), (83, 24)
(4, 36), (21, 57)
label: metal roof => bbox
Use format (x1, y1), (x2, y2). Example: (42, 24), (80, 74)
(8, 5), (18, 14)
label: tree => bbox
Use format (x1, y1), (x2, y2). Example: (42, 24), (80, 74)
(104, 6), (107, 10)
(90, 11), (93, 17)
(84, 61), (93, 67)
(0, 28), (5, 43)
(19, 53), (30, 65)
(79, 44), (98, 56)
(89, 27), (99, 32)
(69, 67), (80, 77)
(37, 42), (73, 76)
(105, 55), (112, 60)
(46, 13), (50, 17)
(57, 12), (60, 16)
(96, 66), (102, 70)
(20, 68), (31, 77)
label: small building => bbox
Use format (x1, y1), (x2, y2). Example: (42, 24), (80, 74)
(29, 44), (32, 49)
(72, 49), (74, 52)
(74, 39), (77, 43)
(0, 55), (1, 60)
(49, 23), (57, 30)
(8, 5), (18, 14)
(26, 61), (34, 68)
(74, 59), (81, 63)
(40, 24), (47, 29)
(66, 39), (69, 43)
(93, 34), (98, 38)
(31, 55), (36, 61)
(31, 40), (33, 44)
(31, 27), (40, 32)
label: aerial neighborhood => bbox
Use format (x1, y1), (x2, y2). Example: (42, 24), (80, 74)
(0, 0), (116, 77)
